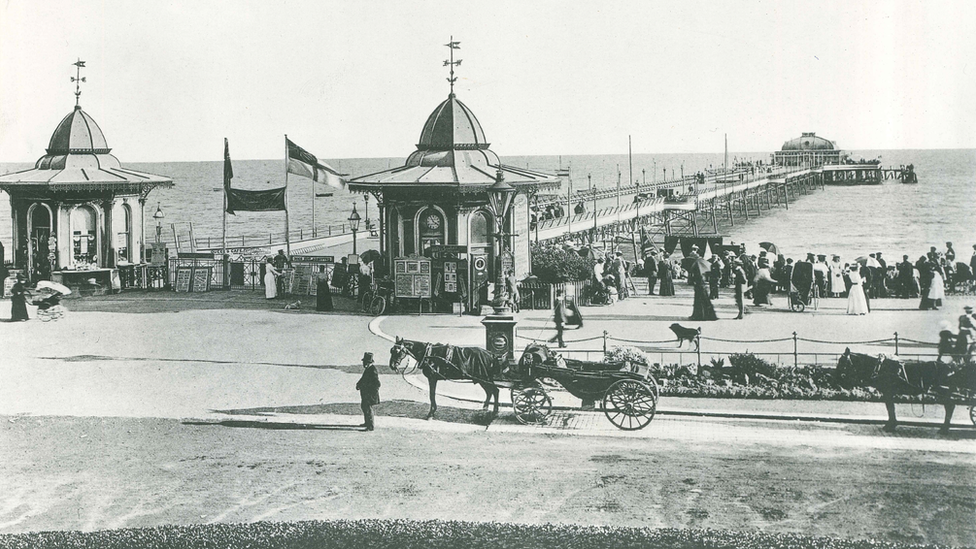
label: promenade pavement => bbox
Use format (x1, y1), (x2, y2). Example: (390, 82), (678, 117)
(2, 281), (974, 435)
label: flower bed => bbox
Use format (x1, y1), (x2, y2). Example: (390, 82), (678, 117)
(0, 519), (952, 549)
(605, 347), (937, 403)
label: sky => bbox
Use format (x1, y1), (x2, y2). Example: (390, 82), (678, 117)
(1, 0), (974, 162)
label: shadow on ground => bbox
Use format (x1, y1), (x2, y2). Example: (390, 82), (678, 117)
(210, 399), (514, 427)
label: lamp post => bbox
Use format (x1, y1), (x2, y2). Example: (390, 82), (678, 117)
(487, 170), (516, 314)
(364, 194), (370, 232)
(348, 203), (361, 255)
(153, 203), (164, 244)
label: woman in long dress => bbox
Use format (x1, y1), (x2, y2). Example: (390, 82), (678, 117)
(264, 258), (280, 300)
(10, 275), (30, 321)
(846, 266), (868, 315)
(928, 262), (945, 309)
(829, 256), (845, 297)
(658, 254), (675, 296)
(752, 262), (776, 306)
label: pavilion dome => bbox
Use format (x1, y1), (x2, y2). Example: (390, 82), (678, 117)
(33, 105), (122, 171)
(416, 94), (490, 151)
(46, 105), (111, 154)
(781, 132), (834, 151)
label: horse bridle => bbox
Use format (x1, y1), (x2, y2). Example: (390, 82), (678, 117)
(391, 340), (432, 373)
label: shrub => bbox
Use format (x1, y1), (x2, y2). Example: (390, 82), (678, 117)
(530, 242), (594, 283)
(606, 346), (648, 366)
(728, 353), (779, 380)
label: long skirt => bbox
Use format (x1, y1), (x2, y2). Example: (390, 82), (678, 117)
(847, 283), (868, 315)
(658, 272), (675, 296)
(264, 272), (277, 299)
(691, 284), (718, 321)
(753, 279), (772, 306)
(11, 295), (29, 321)
(928, 272), (945, 307)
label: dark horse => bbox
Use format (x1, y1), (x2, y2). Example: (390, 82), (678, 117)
(389, 337), (503, 420)
(835, 348), (972, 433)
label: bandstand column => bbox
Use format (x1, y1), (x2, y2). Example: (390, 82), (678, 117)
(102, 199), (115, 268)
(138, 198), (147, 264)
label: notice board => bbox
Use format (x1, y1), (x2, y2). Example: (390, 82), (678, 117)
(191, 266), (212, 292)
(394, 257), (432, 299)
(174, 267), (193, 292)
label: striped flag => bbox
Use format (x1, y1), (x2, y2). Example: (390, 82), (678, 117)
(286, 137), (346, 189)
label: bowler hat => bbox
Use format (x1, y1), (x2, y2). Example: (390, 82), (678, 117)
(362, 352), (374, 363)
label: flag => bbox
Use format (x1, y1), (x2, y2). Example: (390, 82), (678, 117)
(286, 137), (346, 189)
(224, 138), (286, 214)
(226, 187), (286, 213)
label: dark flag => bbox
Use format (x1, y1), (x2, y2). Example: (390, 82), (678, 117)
(224, 138), (286, 214)
(226, 186), (286, 213)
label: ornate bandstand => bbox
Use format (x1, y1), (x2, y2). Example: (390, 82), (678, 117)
(348, 41), (560, 317)
(0, 60), (173, 289)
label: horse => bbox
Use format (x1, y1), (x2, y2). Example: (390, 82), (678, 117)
(389, 337), (503, 420)
(835, 348), (969, 433)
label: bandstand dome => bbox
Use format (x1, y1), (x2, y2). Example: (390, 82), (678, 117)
(349, 93), (558, 191)
(781, 132), (835, 151)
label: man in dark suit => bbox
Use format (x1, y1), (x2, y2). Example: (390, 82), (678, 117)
(643, 252), (658, 295)
(791, 253), (815, 303)
(356, 352), (381, 431)
(859, 262), (873, 312)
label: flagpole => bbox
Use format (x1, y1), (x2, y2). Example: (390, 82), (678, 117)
(222, 138), (227, 255)
(284, 135), (291, 256)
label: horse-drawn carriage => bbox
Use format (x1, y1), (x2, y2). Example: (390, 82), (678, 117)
(836, 349), (976, 432)
(389, 338), (659, 430)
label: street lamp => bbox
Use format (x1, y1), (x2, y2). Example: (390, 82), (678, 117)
(153, 202), (164, 244)
(487, 170), (516, 313)
(348, 203), (361, 255)
(364, 194), (370, 231)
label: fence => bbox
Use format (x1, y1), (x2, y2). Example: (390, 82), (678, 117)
(517, 279), (595, 310)
(515, 329), (939, 368)
(166, 257), (336, 291)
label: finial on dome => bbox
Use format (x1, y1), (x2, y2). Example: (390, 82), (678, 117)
(71, 58), (87, 107)
(443, 36), (461, 97)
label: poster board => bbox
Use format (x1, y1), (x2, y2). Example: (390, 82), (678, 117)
(512, 193), (530, 278)
(292, 265), (313, 296)
(174, 267), (193, 292)
(443, 261), (457, 293)
(394, 256), (432, 298)
(191, 266), (212, 292)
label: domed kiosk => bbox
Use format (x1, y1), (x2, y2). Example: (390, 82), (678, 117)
(773, 132), (845, 167)
(349, 82), (559, 314)
(0, 64), (173, 289)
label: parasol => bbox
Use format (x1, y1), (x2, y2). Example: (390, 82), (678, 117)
(682, 257), (711, 279)
(855, 256), (881, 268)
(359, 249), (381, 265)
(759, 242), (779, 255)
(35, 280), (72, 295)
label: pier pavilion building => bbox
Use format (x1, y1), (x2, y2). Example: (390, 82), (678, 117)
(348, 90), (559, 312)
(0, 95), (172, 287)
(773, 132), (845, 167)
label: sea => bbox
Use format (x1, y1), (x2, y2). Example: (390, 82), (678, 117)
(1, 148), (974, 263)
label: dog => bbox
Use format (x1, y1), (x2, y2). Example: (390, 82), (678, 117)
(284, 300), (302, 310)
(669, 323), (700, 350)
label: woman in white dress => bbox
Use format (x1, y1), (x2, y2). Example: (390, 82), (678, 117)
(829, 255), (845, 297)
(928, 263), (946, 308)
(846, 265), (868, 315)
(264, 258), (280, 299)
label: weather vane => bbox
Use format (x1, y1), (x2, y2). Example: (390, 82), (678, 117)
(71, 58), (86, 107)
(443, 36), (461, 96)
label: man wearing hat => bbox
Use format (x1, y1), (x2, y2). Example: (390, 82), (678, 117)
(732, 257), (747, 320)
(355, 352), (381, 431)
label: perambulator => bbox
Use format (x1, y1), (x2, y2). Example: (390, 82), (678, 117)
(32, 281), (71, 321)
(788, 282), (819, 312)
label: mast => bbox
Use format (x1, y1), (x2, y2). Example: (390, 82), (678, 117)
(724, 133), (728, 174)
(284, 135), (291, 256)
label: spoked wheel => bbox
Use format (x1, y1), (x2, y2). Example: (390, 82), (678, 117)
(789, 294), (805, 313)
(511, 386), (553, 425)
(368, 295), (387, 316)
(602, 379), (657, 430)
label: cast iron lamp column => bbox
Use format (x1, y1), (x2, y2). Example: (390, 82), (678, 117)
(348, 203), (361, 255)
(487, 170), (516, 314)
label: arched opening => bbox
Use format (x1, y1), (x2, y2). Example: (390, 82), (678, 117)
(117, 204), (132, 263)
(72, 205), (98, 266)
(28, 203), (53, 280)
(417, 206), (446, 254)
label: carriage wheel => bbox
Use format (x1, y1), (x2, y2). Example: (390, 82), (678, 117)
(970, 405), (975, 426)
(511, 386), (553, 425)
(789, 295), (805, 313)
(602, 379), (657, 430)
(369, 295), (387, 316)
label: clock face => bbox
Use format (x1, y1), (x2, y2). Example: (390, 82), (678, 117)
(424, 213), (442, 230)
